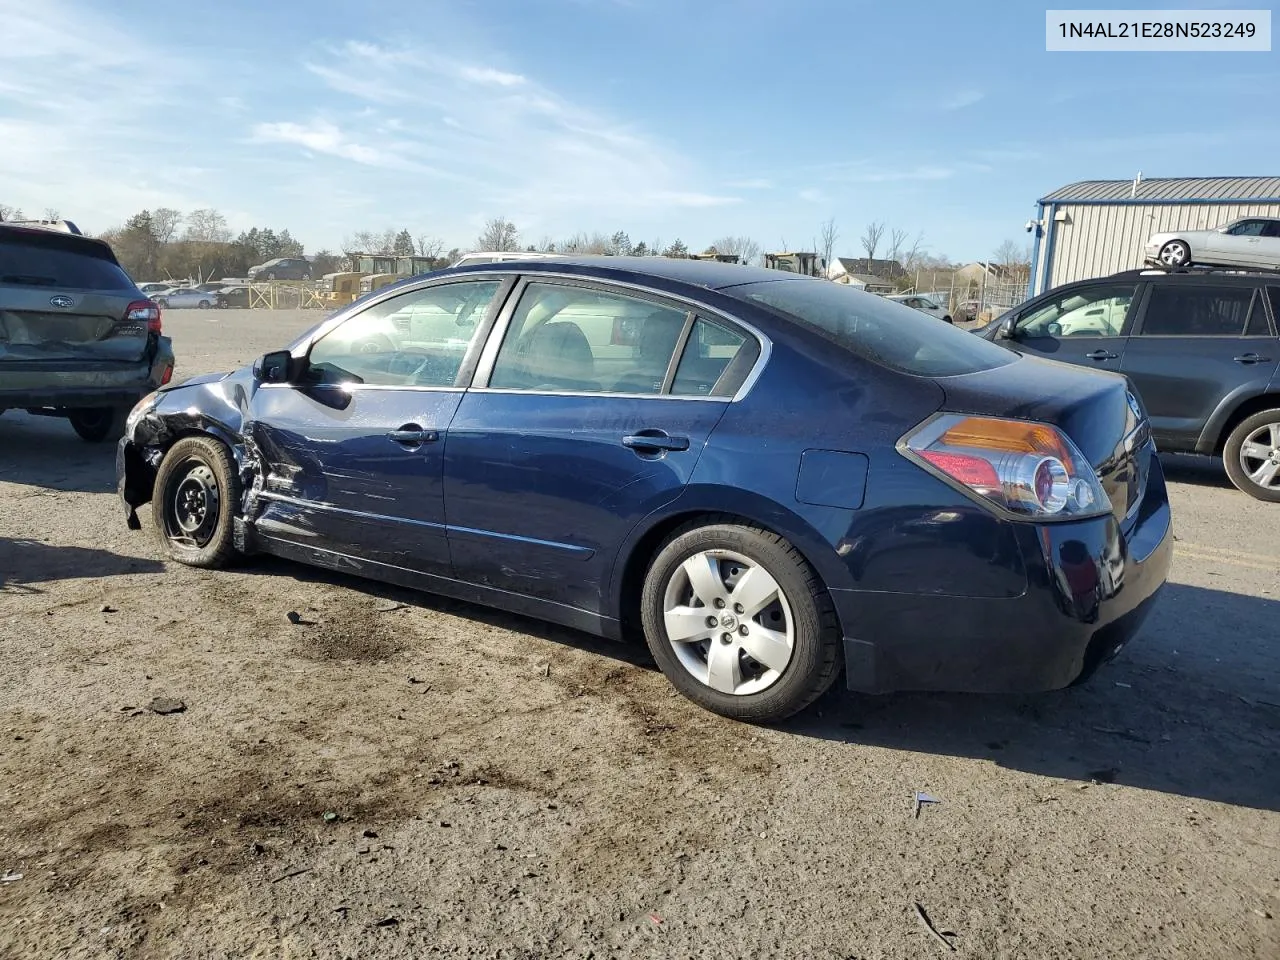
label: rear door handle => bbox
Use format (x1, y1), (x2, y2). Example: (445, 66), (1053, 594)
(1234, 353), (1272, 364)
(1085, 349), (1118, 361)
(622, 432), (690, 452)
(387, 425), (439, 446)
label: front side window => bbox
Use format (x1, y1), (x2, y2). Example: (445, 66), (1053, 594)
(306, 280), (501, 387)
(1227, 220), (1268, 237)
(1140, 285), (1254, 337)
(488, 283), (691, 394)
(1017, 284), (1135, 338)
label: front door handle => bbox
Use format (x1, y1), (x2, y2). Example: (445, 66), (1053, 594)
(622, 431), (690, 452)
(387, 424), (439, 447)
(1234, 353), (1272, 364)
(1085, 349), (1118, 361)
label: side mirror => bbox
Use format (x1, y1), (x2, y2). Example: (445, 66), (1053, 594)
(254, 349), (295, 384)
(997, 316), (1017, 340)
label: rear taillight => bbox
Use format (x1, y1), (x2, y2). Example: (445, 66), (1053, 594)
(901, 414), (1108, 520)
(160, 363), (173, 386)
(126, 299), (162, 333)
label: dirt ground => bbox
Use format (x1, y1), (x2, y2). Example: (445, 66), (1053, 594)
(1, 308), (1277, 959)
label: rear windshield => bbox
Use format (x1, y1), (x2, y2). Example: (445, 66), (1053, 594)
(0, 233), (135, 291)
(727, 279), (1015, 378)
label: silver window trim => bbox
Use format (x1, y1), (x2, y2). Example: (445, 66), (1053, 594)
(469, 271), (771, 402)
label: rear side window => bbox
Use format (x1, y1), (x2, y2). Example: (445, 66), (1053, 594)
(1141, 285), (1253, 336)
(672, 318), (760, 397)
(729, 279), (1014, 378)
(1245, 290), (1273, 336)
(0, 234), (135, 291)
(1267, 288), (1280, 332)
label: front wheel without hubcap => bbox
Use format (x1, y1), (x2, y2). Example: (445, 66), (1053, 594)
(1224, 411), (1280, 502)
(151, 436), (242, 566)
(641, 521), (841, 723)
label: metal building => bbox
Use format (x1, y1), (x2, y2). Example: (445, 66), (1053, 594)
(1028, 175), (1280, 296)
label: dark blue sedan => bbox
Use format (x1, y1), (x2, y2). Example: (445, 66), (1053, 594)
(116, 258), (1172, 722)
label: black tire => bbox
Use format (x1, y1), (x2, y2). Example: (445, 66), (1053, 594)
(151, 436), (242, 567)
(1158, 239), (1191, 268)
(217, 300), (229, 309)
(640, 519), (841, 723)
(198, 300), (211, 309)
(68, 406), (127, 443)
(266, 272), (277, 281)
(1223, 409), (1280, 503)
(155, 298), (169, 309)
(942, 315), (953, 324)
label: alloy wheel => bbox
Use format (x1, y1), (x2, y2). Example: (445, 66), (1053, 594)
(1238, 422), (1280, 491)
(1159, 241), (1189, 266)
(661, 549), (795, 696)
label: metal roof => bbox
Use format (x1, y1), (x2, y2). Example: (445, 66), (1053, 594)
(1040, 176), (1280, 204)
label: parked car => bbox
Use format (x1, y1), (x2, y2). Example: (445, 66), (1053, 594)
(1145, 217), (1280, 270)
(153, 287), (217, 309)
(139, 282), (177, 297)
(116, 258), (1170, 722)
(215, 285), (250, 309)
(0, 222), (174, 441)
(248, 258), (312, 281)
(981, 268), (1280, 501)
(885, 293), (952, 323)
(193, 282), (228, 293)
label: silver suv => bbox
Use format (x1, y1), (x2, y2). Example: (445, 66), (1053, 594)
(0, 223), (175, 441)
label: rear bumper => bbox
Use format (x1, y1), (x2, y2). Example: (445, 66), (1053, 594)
(0, 337), (174, 410)
(836, 456), (1174, 695)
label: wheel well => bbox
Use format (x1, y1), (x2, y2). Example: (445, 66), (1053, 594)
(1214, 394), (1280, 454)
(615, 510), (833, 644)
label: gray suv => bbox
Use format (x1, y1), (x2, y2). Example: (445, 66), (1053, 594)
(981, 269), (1280, 501)
(0, 223), (176, 442)
(247, 257), (312, 281)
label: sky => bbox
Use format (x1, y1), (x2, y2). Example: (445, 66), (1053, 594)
(2, 0), (1278, 262)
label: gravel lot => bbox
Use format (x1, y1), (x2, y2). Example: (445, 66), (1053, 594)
(1, 308), (1277, 959)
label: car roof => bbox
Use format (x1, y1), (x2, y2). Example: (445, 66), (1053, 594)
(446, 255), (800, 291)
(0, 221), (121, 263)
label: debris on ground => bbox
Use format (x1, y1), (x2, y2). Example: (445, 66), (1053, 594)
(1, 873), (22, 883)
(362, 829), (378, 839)
(270, 867), (312, 883)
(375, 601), (407, 613)
(322, 811), (339, 823)
(374, 916), (399, 927)
(99, 604), (118, 614)
(914, 791), (941, 818)
(913, 901), (957, 952)
(148, 697), (186, 715)
(286, 611), (316, 626)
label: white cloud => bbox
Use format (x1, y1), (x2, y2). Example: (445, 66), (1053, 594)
(942, 89), (985, 110)
(252, 119), (404, 169)
(729, 178), (774, 190)
(458, 66), (527, 87)
(799, 189), (826, 203)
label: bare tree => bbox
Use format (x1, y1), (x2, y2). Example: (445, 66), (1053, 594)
(558, 231), (611, 255)
(151, 208), (183, 245)
(184, 208), (230, 243)
(414, 235), (445, 258)
(342, 231), (376, 255)
(0, 203), (25, 221)
(818, 218), (839, 271)
(712, 235), (761, 265)
(887, 228), (909, 264)
(43, 207), (61, 221)
(476, 216), (519, 252)
(860, 221), (885, 261)
(903, 231), (927, 271)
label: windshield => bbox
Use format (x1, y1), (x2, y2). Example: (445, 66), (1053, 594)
(727, 279), (1014, 377)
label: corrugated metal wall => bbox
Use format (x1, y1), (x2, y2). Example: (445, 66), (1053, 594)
(1044, 202), (1280, 291)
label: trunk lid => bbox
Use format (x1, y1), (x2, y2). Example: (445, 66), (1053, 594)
(934, 354), (1150, 527)
(1, 228), (149, 363)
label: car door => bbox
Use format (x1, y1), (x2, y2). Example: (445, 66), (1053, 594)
(442, 277), (761, 615)
(1260, 220), (1280, 269)
(1211, 219), (1270, 266)
(248, 277), (510, 577)
(1004, 280), (1139, 374)
(1120, 281), (1277, 450)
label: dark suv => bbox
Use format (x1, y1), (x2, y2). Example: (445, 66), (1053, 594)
(981, 269), (1280, 501)
(0, 223), (175, 442)
(247, 257), (312, 281)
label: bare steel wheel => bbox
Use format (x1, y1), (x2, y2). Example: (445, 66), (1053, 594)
(1158, 240), (1190, 267)
(151, 436), (242, 566)
(641, 519), (841, 722)
(1224, 411), (1280, 502)
(663, 549), (795, 696)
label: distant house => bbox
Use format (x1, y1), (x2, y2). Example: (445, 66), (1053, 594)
(954, 261), (1026, 285)
(833, 272), (895, 294)
(827, 257), (906, 283)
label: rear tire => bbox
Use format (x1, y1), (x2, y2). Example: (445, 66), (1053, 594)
(1223, 409), (1280, 502)
(640, 520), (841, 723)
(68, 407), (127, 443)
(151, 436), (242, 567)
(198, 300), (211, 309)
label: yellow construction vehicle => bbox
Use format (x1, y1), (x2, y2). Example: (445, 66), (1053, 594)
(358, 273), (400, 296)
(321, 271), (366, 307)
(764, 252), (826, 277)
(688, 252), (742, 264)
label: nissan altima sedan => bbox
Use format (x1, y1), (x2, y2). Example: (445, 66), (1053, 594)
(116, 258), (1172, 722)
